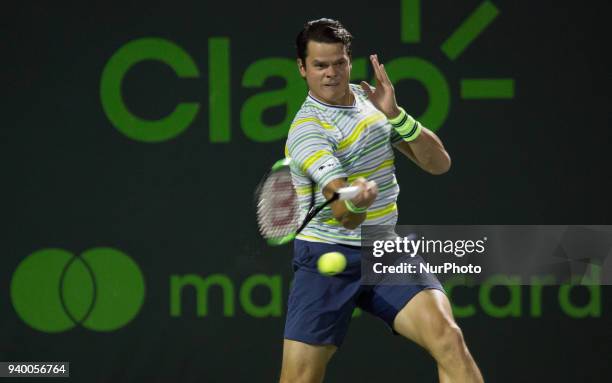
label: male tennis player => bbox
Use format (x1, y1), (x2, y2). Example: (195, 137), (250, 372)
(281, 19), (484, 383)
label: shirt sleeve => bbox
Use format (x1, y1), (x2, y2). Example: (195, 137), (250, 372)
(286, 120), (347, 189)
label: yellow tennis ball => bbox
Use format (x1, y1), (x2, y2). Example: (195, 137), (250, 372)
(317, 252), (347, 276)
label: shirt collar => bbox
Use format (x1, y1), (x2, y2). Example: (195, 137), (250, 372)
(307, 90), (357, 110)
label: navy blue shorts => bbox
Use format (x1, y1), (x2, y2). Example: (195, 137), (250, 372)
(284, 239), (444, 347)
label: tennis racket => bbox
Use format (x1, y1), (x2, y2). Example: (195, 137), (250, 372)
(255, 158), (360, 246)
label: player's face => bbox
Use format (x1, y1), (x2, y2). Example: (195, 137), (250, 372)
(298, 41), (352, 106)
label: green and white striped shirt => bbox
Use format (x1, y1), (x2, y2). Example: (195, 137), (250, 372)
(285, 84), (403, 246)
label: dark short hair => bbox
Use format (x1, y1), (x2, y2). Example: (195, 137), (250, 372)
(296, 18), (353, 65)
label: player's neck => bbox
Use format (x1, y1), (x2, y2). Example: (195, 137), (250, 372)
(342, 89), (355, 106)
(309, 87), (355, 107)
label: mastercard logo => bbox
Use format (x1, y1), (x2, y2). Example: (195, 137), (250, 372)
(10, 248), (145, 333)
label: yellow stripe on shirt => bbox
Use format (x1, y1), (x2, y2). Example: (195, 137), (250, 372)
(289, 117), (335, 134)
(337, 113), (386, 151)
(323, 202), (397, 225)
(302, 149), (331, 172)
(295, 184), (321, 196)
(347, 159), (394, 182)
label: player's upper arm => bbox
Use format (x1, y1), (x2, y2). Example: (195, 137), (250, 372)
(286, 120), (347, 189)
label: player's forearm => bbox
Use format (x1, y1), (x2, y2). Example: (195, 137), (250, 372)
(396, 130), (451, 175)
(386, 107), (451, 175)
(333, 203), (367, 230)
(323, 178), (376, 230)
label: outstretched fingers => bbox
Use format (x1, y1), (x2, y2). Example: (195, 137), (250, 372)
(360, 81), (374, 98)
(379, 63), (392, 86)
(370, 54), (383, 85)
(370, 54), (394, 88)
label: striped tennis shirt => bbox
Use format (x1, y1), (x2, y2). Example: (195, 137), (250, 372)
(285, 83), (403, 246)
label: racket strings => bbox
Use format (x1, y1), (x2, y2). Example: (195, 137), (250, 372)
(256, 169), (301, 239)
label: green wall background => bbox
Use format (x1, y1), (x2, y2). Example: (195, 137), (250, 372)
(4, 0), (611, 381)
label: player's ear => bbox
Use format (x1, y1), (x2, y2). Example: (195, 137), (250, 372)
(297, 58), (306, 78)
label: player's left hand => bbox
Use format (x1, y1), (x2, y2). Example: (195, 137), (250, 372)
(360, 54), (402, 120)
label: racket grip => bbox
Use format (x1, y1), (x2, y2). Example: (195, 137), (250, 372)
(337, 186), (360, 201)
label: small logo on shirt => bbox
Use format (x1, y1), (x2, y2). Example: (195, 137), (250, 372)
(319, 162), (335, 171)
(313, 158), (338, 178)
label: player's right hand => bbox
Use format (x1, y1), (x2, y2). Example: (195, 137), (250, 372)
(350, 177), (378, 209)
